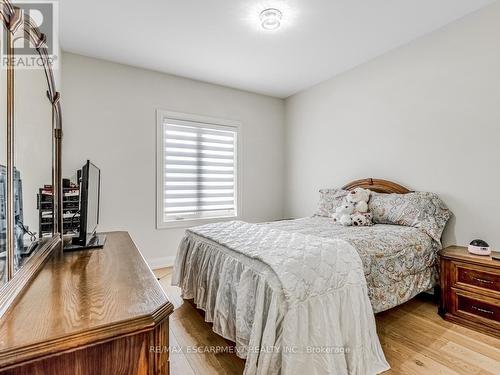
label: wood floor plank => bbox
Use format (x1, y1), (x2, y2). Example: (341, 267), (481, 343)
(386, 306), (500, 363)
(158, 279), (183, 310)
(171, 313), (245, 375)
(169, 329), (196, 375)
(440, 342), (500, 375)
(378, 335), (420, 375)
(399, 352), (461, 375)
(380, 335), (460, 375)
(399, 299), (500, 349)
(154, 267), (500, 375)
(379, 319), (484, 375)
(153, 267), (173, 280)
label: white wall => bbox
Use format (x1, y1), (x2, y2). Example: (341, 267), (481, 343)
(61, 52), (285, 267)
(285, 2), (500, 248)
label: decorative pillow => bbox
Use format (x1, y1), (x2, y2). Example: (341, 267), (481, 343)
(369, 191), (451, 243)
(314, 189), (348, 217)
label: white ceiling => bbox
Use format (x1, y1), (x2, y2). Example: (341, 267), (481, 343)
(60, 0), (496, 98)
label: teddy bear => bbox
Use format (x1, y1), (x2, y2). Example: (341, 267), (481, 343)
(351, 212), (374, 226)
(334, 202), (355, 226)
(330, 188), (373, 226)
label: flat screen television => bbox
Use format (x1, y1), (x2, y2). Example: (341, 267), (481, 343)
(71, 160), (105, 248)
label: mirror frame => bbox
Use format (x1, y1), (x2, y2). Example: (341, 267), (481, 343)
(0, 0), (62, 318)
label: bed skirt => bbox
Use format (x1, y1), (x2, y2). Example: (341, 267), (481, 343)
(173, 232), (390, 375)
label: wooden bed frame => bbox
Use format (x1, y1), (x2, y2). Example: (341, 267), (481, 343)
(343, 178), (412, 194)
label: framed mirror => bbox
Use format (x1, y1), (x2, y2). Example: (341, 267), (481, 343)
(0, 0), (62, 317)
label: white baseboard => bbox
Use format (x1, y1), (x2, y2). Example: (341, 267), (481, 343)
(147, 255), (176, 270)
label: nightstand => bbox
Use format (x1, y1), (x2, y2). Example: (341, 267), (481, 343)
(439, 246), (500, 338)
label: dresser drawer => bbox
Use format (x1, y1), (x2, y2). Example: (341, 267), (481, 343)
(451, 290), (500, 328)
(452, 262), (500, 297)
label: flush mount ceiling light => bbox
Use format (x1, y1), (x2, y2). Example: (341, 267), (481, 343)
(260, 8), (282, 30)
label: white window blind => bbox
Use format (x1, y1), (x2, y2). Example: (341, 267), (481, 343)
(158, 114), (239, 226)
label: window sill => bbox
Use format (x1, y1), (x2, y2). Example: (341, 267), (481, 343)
(156, 215), (239, 230)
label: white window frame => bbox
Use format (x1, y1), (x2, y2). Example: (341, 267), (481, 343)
(156, 109), (242, 229)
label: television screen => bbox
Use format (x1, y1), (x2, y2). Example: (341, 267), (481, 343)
(85, 162), (100, 240)
(78, 161), (100, 246)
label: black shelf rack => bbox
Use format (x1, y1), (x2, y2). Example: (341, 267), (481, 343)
(37, 186), (80, 238)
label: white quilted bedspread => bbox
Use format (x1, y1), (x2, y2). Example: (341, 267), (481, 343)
(173, 221), (389, 375)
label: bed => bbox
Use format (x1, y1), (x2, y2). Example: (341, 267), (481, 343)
(263, 216), (438, 314)
(172, 178), (450, 375)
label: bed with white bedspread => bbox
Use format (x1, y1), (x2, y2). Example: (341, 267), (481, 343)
(173, 220), (390, 375)
(172, 179), (451, 375)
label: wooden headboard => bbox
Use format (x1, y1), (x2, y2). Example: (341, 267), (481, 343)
(343, 178), (412, 194)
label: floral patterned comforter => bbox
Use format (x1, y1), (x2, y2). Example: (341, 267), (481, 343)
(262, 217), (439, 312)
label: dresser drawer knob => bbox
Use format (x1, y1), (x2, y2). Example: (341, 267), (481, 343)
(471, 305), (494, 315)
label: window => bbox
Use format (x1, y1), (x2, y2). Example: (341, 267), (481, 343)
(156, 110), (240, 228)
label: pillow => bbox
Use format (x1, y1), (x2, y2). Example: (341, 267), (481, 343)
(369, 191), (451, 243)
(314, 189), (348, 217)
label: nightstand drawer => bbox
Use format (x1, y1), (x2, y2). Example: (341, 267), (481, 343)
(458, 295), (500, 322)
(440, 246), (500, 339)
(452, 290), (500, 328)
(452, 262), (500, 297)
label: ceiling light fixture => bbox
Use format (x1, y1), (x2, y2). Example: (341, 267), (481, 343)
(260, 8), (282, 30)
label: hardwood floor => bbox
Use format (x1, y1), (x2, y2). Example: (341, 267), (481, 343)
(154, 268), (500, 375)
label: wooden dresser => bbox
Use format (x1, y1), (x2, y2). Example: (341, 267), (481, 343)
(439, 246), (500, 338)
(0, 232), (174, 374)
